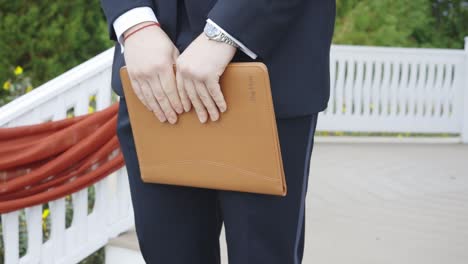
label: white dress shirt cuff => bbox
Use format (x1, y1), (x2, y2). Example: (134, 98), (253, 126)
(206, 19), (258, 60)
(113, 7), (158, 53)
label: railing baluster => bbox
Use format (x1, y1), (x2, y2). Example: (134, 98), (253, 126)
(2, 211), (20, 264)
(362, 59), (373, 118)
(353, 60), (364, 116)
(343, 59), (355, 116)
(22, 205), (42, 263)
(380, 60), (392, 117)
(406, 62), (419, 118)
(49, 198), (66, 262)
(393, 60), (401, 118)
(96, 68), (113, 111)
(335, 58), (346, 116)
(72, 188), (89, 245)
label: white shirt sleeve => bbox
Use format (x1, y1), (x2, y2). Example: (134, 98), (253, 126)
(113, 7), (257, 59)
(113, 7), (158, 54)
(206, 19), (258, 60)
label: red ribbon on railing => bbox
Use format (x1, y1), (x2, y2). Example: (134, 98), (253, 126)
(0, 103), (125, 213)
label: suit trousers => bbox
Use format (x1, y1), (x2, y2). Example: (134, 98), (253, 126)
(116, 96), (319, 264)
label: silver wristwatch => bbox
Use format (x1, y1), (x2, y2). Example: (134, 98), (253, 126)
(204, 22), (239, 48)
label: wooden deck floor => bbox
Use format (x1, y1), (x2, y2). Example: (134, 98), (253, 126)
(301, 142), (468, 264)
(108, 142), (468, 263)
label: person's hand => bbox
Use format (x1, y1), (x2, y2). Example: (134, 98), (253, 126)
(123, 21), (183, 124)
(176, 33), (236, 123)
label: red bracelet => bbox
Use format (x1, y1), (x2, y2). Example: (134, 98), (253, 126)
(123, 22), (161, 42)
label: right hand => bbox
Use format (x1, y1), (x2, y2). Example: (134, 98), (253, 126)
(123, 21), (189, 124)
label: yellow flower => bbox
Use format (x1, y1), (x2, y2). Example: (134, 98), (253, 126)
(42, 208), (50, 219)
(14, 66), (23, 75)
(89, 95), (96, 101)
(42, 208), (50, 233)
(26, 85), (33, 93)
(88, 106), (95, 113)
(3, 81), (11, 91)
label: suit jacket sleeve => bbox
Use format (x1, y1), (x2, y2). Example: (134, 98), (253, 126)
(100, 0), (155, 41)
(207, 0), (306, 59)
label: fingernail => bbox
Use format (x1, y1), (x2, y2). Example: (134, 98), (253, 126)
(156, 113), (166, 122)
(199, 114), (206, 123)
(211, 113), (219, 121)
(176, 106), (183, 114)
(169, 116), (177, 124)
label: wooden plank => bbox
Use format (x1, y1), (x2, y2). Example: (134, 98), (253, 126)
(305, 142), (468, 264)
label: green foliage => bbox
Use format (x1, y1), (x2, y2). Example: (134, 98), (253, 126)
(430, 0), (468, 47)
(334, 0), (468, 48)
(0, 0), (113, 89)
(1, 66), (33, 106)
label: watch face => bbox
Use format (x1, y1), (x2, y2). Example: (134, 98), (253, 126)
(205, 23), (220, 38)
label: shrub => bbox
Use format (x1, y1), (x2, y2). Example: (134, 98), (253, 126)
(0, 0), (113, 92)
(334, 0), (468, 48)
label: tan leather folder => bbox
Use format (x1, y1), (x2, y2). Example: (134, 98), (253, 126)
(119, 62), (286, 196)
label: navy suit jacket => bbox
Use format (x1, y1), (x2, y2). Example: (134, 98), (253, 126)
(100, 0), (335, 118)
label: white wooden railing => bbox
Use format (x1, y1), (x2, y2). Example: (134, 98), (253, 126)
(319, 37), (468, 142)
(1, 38), (468, 263)
(0, 48), (134, 264)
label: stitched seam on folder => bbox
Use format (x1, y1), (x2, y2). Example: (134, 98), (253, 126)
(143, 159), (281, 182)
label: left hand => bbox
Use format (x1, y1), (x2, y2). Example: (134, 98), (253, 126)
(176, 33), (237, 123)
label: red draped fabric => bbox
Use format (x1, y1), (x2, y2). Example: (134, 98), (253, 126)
(0, 103), (125, 213)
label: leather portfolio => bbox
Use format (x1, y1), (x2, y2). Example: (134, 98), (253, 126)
(119, 62), (286, 196)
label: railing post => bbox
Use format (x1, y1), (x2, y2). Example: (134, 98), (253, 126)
(462, 37), (468, 143)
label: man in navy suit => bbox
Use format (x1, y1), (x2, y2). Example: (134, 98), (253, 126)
(100, 0), (335, 263)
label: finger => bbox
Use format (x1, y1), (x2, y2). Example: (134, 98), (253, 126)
(141, 80), (166, 123)
(184, 78), (208, 123)
(129, 76), (151, 110)
(176, 70), (191, 112)
(172, 48), (180, 61)
(160, 67), (183, 114)
(194, 80), (219, 122)
(140, 79), (167, 123)
(205, 79), (227, 113)
(148, 74), (177, 124)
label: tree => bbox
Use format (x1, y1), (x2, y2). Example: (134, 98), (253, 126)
(0, 1), (113, 88)
(334, 0), (468, 48)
